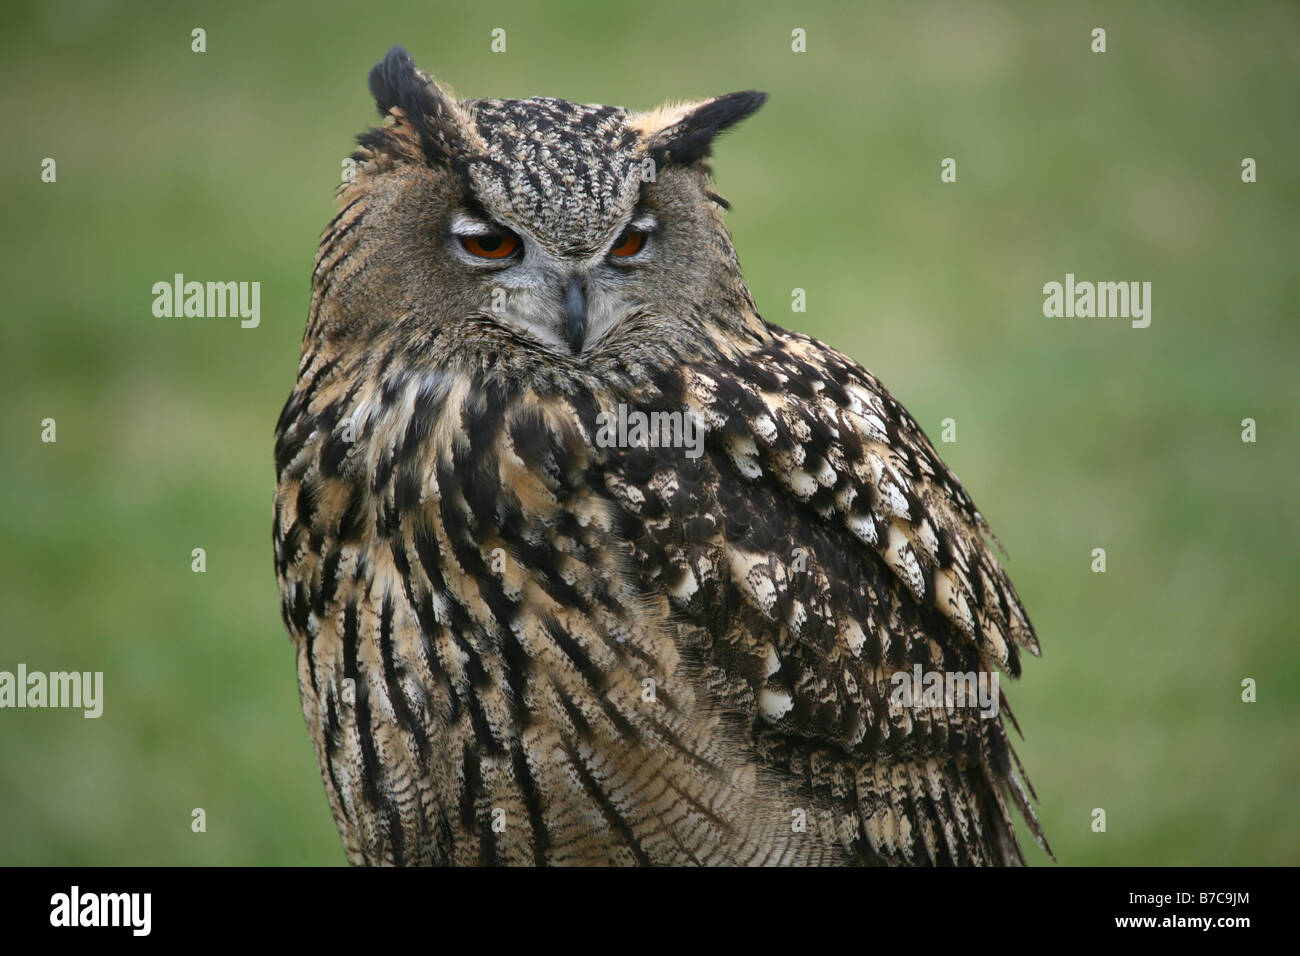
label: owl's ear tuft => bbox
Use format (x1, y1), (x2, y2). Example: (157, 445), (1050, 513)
(367, 45), (423, 117)
(637, 91), (767, 167)
(365, 45), (478, 169)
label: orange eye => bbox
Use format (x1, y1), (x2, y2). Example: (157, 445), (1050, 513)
(609, 229), (646, 257)
(460, 231), (519, 259)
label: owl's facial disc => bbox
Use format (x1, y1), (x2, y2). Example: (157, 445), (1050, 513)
(450, 207), (657, 356)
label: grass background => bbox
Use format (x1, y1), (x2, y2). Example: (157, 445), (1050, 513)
(1, 0), (1296, 865)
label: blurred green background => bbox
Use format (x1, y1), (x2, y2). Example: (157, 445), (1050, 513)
(1, 0), (1296, 865)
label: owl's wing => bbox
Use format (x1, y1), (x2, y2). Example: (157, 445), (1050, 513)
(605, 327), (1049, 865)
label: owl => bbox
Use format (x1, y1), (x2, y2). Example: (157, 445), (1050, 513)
(273, 45), (1051, 866)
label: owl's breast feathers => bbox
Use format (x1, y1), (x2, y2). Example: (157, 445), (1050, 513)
(273, 326), (1049, 865)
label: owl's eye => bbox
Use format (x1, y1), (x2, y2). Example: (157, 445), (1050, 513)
(460, 231), (520, 259)
(609, 229), (647, 258)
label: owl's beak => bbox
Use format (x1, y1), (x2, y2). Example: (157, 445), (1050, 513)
(564, 277), (587, 354)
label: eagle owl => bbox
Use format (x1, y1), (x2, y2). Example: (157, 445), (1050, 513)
(274, 46), (1050, 866)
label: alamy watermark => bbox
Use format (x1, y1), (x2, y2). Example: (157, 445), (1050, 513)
(889, 665), (999, 718)
(0, 664), (103, 718)
(594, 403), (704, 459)
(151, 273), (260, 328)
(1042, 273), (1151, 328)
(50, 886), (150, 936)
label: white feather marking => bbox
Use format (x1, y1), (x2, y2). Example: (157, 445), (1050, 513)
(849, 410), (889, 442)
(758, 688), (793, 723)
(885, 524), (925, 598)
(847, 512), (878, 546)
(878, 473), (911, 521)
(788, 468), (817, 498)
(763, 644), (781, 677)
(671, 564), (699, 600)
(934, 569), (975, 638)
(729, 550), (777, 615)
(725, 433), (763, 479)
(914, 519), (939, 559)
(842, 620), (866, 657)
(812, 457), (837, 487)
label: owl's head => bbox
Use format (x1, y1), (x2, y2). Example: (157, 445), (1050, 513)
(320, 46), (766, 361)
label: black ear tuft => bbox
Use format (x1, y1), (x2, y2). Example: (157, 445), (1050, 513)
(364, 45), (470, 168)
(651, 90), (767, 166)
(369, 45), (423, 118)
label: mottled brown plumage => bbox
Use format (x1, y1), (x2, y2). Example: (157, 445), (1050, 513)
(273, 46), (1050, 865)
